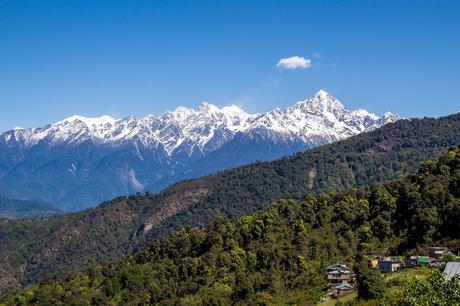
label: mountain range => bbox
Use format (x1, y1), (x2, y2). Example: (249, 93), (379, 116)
(0, 90), (399, 212)
(1, 112), (458, 295)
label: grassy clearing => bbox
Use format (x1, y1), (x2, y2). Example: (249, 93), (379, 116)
(381, 267), (432, 300)
(264, 288), (323, 306)
(317, 292), (357, 306)
(384, 267), (430, 286)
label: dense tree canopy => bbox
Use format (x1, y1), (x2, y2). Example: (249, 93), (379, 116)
(2, 147), (459, 305)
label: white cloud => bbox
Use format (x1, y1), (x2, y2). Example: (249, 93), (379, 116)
(277, 56), (311, 69)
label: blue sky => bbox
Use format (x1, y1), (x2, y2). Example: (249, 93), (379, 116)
(1, 0), (459, 132)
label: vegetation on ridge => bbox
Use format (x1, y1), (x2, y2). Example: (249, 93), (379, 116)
(2, 146), (459, 305)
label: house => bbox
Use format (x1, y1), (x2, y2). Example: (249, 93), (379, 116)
(428, 247), (450, 260)
(444, 262), (460, 280)
(407, 256), (429, 267)
(368, 257), (379, 269)
(332, 283), (355, 298)
(418, 256), (430, 266)
(326, 264), (351, 287)
(429, 261), (443, 268)
(378, 257), (402, 273)
(406, 256), (418, 267)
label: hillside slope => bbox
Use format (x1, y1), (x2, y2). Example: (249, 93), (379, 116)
(0, 113), (459, 296)
(0, 196), (61, 219)
(2, 146), (459, 305)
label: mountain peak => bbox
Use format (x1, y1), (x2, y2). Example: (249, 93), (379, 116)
(170, 106), (194, 116)
(382, 112), (401, 121)
(351, 108), (378, 119)
(199, 101), (220, 113)
(294, 89), (345, 114)
(315, 89), (330, 98)
(56, 115), (117, 127)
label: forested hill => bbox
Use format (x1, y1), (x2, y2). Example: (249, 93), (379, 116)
(2, 147), (459, 305)
(0, 196), (61, 219)
(0, 113), (459, 296)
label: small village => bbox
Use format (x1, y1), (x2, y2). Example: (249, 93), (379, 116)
(325, 246), (460, 300)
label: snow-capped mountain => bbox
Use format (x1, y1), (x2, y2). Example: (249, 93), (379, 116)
(0, 90), (399, 211)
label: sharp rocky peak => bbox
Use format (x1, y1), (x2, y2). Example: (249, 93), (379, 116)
(315, 89), (329, 97)
(297, 89), (346, 112)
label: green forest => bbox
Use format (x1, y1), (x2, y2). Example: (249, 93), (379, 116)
(0, 114), (459, 297)
(2, 146), (459, 305)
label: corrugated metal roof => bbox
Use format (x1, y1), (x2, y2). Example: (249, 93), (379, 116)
(326, 264), (349, 271)
(336, 283), (353, 290)
(418, 256), (430, 263)
(444, 262), (460, 280)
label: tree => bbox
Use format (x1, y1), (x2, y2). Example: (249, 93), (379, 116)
(233, 273), (254, 302)
(356, 263), (386, 301)
(385, 270), (460, 306)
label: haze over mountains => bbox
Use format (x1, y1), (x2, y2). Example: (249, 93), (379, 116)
(0, 90), (399, 212)
(0, 196), (61, 219)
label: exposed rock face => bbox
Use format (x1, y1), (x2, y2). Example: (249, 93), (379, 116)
(0, 269), (19, 297)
